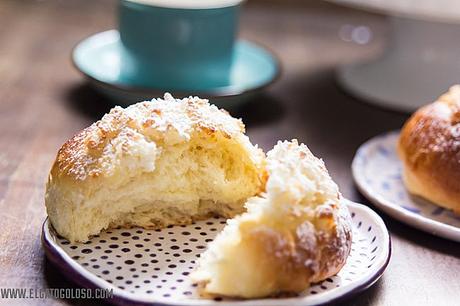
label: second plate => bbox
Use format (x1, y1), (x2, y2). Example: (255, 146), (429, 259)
(352, 131), (460, 242)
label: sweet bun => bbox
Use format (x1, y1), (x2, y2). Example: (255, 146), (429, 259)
(45, 94), (265, 242)
(398, 85), (460, 214)
(191, 140), (352, 298)
(46, 95), (353, 299)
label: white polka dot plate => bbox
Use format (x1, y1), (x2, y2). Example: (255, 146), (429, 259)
(352, 131), (460, 242)
(42, 199), (390, 306)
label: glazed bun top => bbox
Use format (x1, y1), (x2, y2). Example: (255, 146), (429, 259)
(398, 85), (460, 212)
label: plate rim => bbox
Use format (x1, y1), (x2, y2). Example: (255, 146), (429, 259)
(71, 29), (281, 99)
(42, 200), (391, 306)
(351, 130), (460, 242)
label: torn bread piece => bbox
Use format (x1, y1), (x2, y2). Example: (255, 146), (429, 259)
(191, 140), (352, 298)
(45, 94), (265, 242)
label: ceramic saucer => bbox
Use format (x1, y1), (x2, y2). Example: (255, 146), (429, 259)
(72, 30), (280, 108)
(352, 131), (460, 242)
(43, 199), (390, 306)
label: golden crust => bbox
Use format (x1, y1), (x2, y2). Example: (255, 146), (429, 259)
(45, 94), (352, 297)
(45, 94), (266, 242)
(53, 93), (246, 181)
(398, 85), (460, 214)
(234, 203), (351, 295)
(191, 140), (352, 298)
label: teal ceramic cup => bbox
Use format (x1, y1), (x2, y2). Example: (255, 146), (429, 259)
(118, 0), (244, 90)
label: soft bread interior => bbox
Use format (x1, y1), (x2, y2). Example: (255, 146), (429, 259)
(46, 132), (262, 242)
(191, 140), (351, 298)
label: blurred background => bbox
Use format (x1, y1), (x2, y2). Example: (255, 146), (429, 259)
(0, 0), (459, 305)
(0, 0), (393, 195)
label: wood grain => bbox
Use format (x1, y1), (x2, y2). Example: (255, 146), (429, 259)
(0, 0), (458, 305)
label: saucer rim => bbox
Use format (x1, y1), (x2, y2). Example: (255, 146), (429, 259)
(71, 30), (281, 99)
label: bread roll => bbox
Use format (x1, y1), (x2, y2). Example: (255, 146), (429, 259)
(398, 85), (460, 214)
(45, 94), (265, 242)
(46, 95), (353, 299)
(191, 140), (352, 298)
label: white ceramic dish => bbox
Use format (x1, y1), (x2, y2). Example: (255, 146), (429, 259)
(42, 200), (390, 306)
(352, 131), (460, 242)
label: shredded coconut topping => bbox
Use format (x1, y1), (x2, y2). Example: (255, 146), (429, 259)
(55, 94), (246, 180)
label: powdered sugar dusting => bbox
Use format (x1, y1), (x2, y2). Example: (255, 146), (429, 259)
(400, 85), (460, 174)
(54, 94), (246, 180)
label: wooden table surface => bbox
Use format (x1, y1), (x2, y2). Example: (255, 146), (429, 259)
(0, 0), (459, 305)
